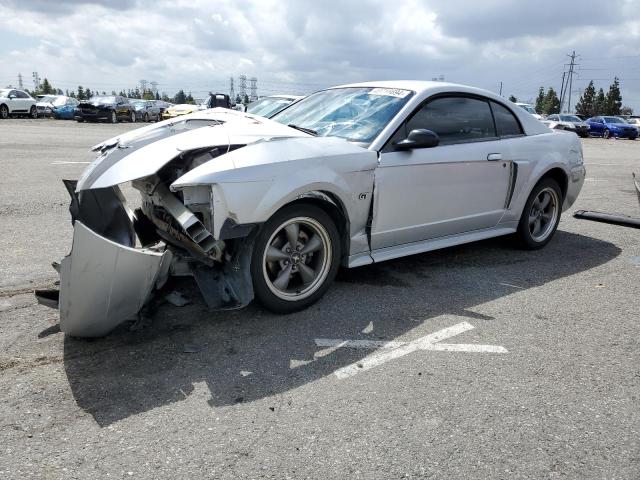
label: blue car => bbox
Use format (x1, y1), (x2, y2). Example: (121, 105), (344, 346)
(586, 116), (638, 140)
(52, 96), (79, 119)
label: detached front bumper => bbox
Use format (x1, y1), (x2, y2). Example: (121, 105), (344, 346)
(56, 220), (172, 337)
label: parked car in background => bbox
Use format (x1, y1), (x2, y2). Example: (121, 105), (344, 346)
(130, 99), (161, 122)
(154, 100), (172, 115)
(37, 95), (79, 119)
(246, 94), (304, 118)
(515, 103), (543, 120)
(75, 95), (136, 123)
(0, 88), (37, 119)
(161, 103), (199, 119)
(204, 92), (233, 109)
(586, 116), (638, 139)
(44, 80), (586, 337)
(624, 116), (640, 132)
(545, 114), (590, 137)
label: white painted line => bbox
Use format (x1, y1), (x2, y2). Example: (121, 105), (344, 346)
(361, 321), (374, 334)
(51, 161), (91, 165)
(317, 322), (507, 379)
(499, 282), (525, 289)
(584, 163), (626, 166)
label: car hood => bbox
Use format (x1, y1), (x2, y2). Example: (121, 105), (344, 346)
(76, 109), (309, 191)
(36, 101), (55, 108)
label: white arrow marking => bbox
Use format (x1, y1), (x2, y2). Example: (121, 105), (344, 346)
(314, 322), (507, 379)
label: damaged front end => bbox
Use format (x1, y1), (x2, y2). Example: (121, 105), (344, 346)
(37, 146), (255, 338)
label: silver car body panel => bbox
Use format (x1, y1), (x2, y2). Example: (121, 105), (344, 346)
(49, 81), (585, 336)
(59, 221), (172, 337)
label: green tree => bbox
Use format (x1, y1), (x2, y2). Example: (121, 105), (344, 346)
(174, 89), (187, 104)
(508, 95), (517, 103)
(243, 94), (249, 105)
(77, 86), (85, 100)
(604, 77), (622, 115)
(575, 80), (596, 118)
(594, 88), (606, 115)
(534, 87), (545, 113)
(620, 106), (633, 116)
(143, 90), (155, 100)
(541, 87), (560, 115)
(40, 78), (53, 94)
(155, 91), (160, 100)
(85, 88), (93, 99)
(235, 94), (242, 104)
(185, 92), (195, 104)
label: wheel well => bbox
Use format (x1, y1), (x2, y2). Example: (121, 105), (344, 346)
(540, 168), (568, 201)
(282, 193), (350, 262)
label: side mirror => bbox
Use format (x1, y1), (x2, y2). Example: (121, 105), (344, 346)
(393, 129), (440, 150)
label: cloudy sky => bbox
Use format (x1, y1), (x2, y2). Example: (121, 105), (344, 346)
(1, 0), (639, 109)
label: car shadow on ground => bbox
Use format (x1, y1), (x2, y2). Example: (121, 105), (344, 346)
(61, 231), (620, 426)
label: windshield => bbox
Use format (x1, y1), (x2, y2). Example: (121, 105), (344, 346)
(247, 97), (295, 117)
(272, 87), (413, 144)
(39, 95), (57, 103)
(560, 115), (582, 123)
(604, 117), (625, 124)
(90, 96), (117, 105)
(519, 105), (536, 114)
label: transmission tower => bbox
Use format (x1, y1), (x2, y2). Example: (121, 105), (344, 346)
(139, 79), (148, 93)
(239, 75), (247, 100)
(18, 73), (23, 89)
(562, 51), (579, 113)
(229, 77), (235, 100)
(32, 71), (40, 91)
(150, 81), (158, 94)
(249, 77), (258, 100)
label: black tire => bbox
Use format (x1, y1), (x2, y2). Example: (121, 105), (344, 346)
(603, 129), (610, 139)
(143, 112), (149, 122)
(130, 110), (136, 123)
(76, 119), (84, 123)
(110, 110), (117, 123)
(515, 178), (562, 250)
(0, 104), (8, 119)
(29, 106), (38, 119)
(250, 203), (341, 314)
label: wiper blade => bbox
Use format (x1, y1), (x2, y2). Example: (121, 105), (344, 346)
(287, 124), (317, 136)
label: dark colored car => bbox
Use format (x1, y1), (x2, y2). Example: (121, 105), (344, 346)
(130, 99), (161, 122)
(586, 116), (638, 139)
(75, 96), (136, 123)
(204, 93), (232, 109)
(153, 100), (172, 115)
(546, 114), (590, 137)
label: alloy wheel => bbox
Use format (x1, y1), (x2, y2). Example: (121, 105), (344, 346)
(528, 187), (559, 243)
(0, 105), (8, 119)
(262, 217), (332, 301)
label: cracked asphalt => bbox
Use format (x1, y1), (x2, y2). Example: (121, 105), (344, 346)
(0, 119), (639, 479)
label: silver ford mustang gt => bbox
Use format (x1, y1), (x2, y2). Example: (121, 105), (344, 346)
(39, 81), (586, 337)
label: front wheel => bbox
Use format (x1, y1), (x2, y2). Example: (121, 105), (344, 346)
(515, 178), (562, 250)
(29, 106), (38, 119)
(0, 104), (8, 119)
(603, 129), (610, 139)
(110, 111), (117, 123)
(250, 204), (341, 313)
(143, 112), (149, 122)
(130, 111), (136, 123)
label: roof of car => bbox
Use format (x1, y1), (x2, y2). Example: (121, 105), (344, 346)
(333, 80), (467, 93)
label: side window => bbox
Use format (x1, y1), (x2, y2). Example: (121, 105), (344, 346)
(17, 91), (29, 99)
(491, 102), (523, 137)
(407, 96), (497, 145)
(9, 90), (17, 98)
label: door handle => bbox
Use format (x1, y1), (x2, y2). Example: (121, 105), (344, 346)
(487, 153), (502, 161)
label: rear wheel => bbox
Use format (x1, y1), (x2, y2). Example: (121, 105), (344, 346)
(29, 106), (37, 119)
(143, 112), (149, 122)
(603, 129), (610, 139)
(0, 104), (8, 119)
(110, 111), (117, 123)
(251, 204), (341, 313)
(515, 178), (562, 250)
(130, 111), (136, 123)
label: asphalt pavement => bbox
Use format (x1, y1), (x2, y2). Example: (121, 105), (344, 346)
(0, 119), (638, 479)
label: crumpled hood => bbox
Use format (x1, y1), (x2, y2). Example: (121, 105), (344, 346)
(76, 109), (307, 191)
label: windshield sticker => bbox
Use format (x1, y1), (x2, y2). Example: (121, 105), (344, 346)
(368, 88), (411, 98)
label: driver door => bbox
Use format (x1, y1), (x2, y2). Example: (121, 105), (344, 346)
(371, 95), (514, 251)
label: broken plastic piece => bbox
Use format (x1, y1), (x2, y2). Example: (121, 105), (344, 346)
(573, 210), (640, 229)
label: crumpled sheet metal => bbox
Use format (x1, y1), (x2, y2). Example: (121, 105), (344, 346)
(59, 221), (172, 337)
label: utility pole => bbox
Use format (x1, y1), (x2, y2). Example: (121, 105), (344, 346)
(565, 51), (579, 113)
(499, 81), (503, 96)
(18, 73), (23, 89)
(559, 71), (567, 113)
(32, 71), (40, 91)
(239, 75), (247, 101)
(249, 77), (257, 100)
(229, 77), (235, 100)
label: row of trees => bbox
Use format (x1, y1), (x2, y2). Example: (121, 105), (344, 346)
(19, 76), (201, 104)
(508, 78), (631, 116)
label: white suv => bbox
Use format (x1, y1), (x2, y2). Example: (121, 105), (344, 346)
(0, 88), (37, 119)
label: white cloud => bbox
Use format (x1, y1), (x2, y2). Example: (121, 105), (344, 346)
(0, 0), (638, 108)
